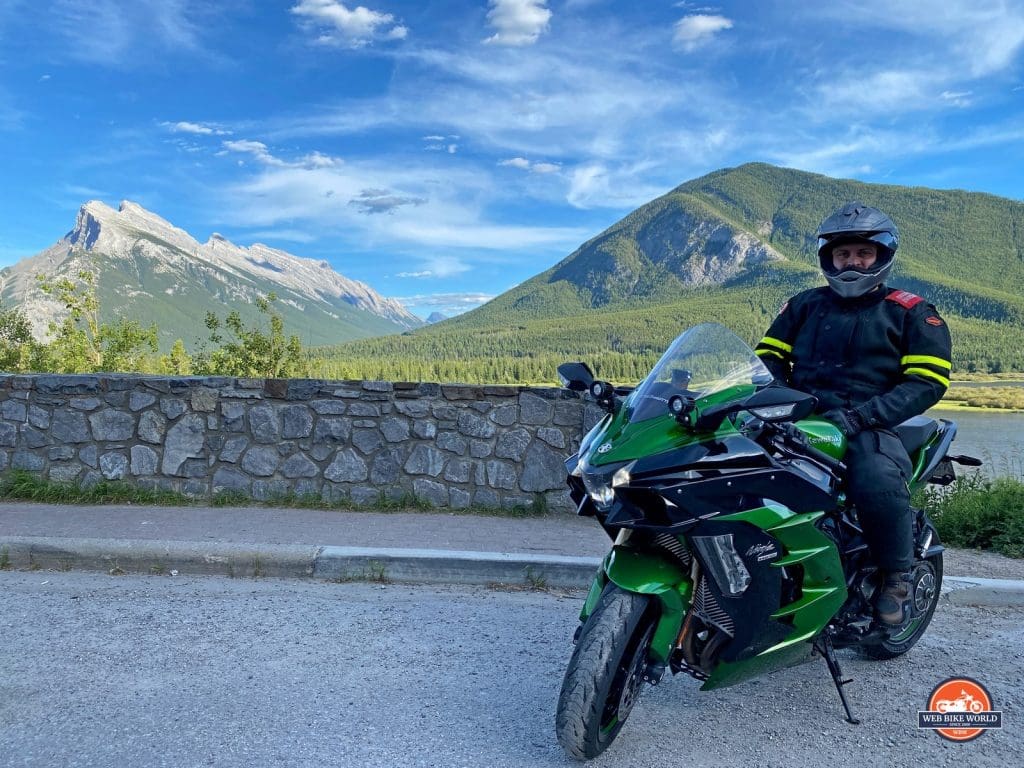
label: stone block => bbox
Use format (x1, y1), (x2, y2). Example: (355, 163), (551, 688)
(324, 449), (368, 482)
(1, 399), (26, 420)
(221, 402), (246, 432)
(352, 429), (383, 455)
(129, 392), (157, 412)
(252, 479), (291, 501)
(519, 392), (554, 425)
(370, 449), (402, 484)
(486, 460), (517, 490)
(488, 404), (517, 426)
(537, 427), (567, 449)
(280, 405), (313, 439)
(457, 412), (495, 439)
(381, 417), (410, 443)
(413, 478), (448, 507)
(160, 398), (187, 419)
(474, 488), (500, 508)
(99, 452), (128, 480)
(311, 399), (347, 415)
(431, 404), (459, 421)
(443, 459), (475, 484)
(449, 488), (472, 509)
(350, 486), (382, 507)
(161, 413), (206, 476)
(495, 428), (531, 461)
(470, 440), (493, 458)
(213, 468), (250, 494)
(436, 431), (467, 456)
(80, 445), (98, 468)
(241, 446), (280, 477)
(28, 405), (50, 429)
(395, 400), (430, 418)
(22, 426), (50, 448)
(412, 420), (436, 440)
(281, 453), (318, 479)
(220, 436), (249, 464)
(49, 445), (75, 461)
(191, 387), (219, 412)
(50, 464), (83, 483)
(249, 405), (281, 443)
(347, 402), (381, 417)
(12, 451), (44, 471)
(51, 410), (91, 443)
(404, 444), (445, 477)
(70, 397), (101, 411)
(519, 442), (566, 492)
(138, 411), (167, 444)
(362, 380), (393, 392)
(131, 445), (159, 476)
(314, 417), (352, 444)
(89, 410), (135, 441)
(0, 422), (15, 447)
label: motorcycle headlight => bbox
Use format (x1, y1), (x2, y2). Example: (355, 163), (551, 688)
(582, 473), (615, 508)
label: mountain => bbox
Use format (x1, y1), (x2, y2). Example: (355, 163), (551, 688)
(317, 163), (1024, 382)
(426, 312), (448, 324)
(0, 200), (422, 349)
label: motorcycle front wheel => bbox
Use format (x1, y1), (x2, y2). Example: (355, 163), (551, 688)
(555, 584), (656, 760)
(857, 551), (943, 660)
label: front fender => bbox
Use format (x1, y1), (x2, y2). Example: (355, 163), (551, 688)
(595, 546), (692, 665)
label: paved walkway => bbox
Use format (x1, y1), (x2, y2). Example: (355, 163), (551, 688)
(1, 502), (1022, 605)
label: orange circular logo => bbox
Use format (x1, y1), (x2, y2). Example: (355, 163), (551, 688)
(918, 677), (1002, 742)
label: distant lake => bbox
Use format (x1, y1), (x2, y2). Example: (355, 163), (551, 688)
(926, 408), (1024, 477)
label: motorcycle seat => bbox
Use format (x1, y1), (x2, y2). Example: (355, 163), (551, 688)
(894, 415), (939, 456)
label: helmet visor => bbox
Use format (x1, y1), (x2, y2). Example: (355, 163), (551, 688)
(817, 230), (897, 256)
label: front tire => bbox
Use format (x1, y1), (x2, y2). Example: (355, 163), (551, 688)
(555, 585), (656, 760)
(857, 551), (943, 660)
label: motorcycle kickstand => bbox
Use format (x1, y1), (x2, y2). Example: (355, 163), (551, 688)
(814, 630), (861, 725)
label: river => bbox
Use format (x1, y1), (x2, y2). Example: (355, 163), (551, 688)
(925, 408), (1024, 477)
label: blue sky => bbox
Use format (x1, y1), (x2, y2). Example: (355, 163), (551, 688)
(1, 0), (1023, 320)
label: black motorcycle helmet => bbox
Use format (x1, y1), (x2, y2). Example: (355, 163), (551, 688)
(816, 201), (899, 298)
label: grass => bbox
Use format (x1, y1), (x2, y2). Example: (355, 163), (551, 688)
(0, 471), (190, 506)
(914, 474), (1024, 559)
(943, 386), (1024, 411)
(0, 470), (551, 519)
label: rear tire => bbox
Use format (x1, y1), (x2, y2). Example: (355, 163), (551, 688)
(857, 551), (943, 660)
(555, 585), (656, 760)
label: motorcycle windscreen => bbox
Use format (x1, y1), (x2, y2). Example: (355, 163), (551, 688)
(625, 323), (773, 425)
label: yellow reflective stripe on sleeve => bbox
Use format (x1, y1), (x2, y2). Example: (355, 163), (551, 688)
(901, 355), (952, 370)
(757, 336), (793, 354)
(755, 348), (785, 361)
(904, 367), (950, 388)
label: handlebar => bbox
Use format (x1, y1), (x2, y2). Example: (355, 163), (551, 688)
(766, 421), (846, 476)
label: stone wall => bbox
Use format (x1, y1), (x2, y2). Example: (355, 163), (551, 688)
(0, 374), (604, 511)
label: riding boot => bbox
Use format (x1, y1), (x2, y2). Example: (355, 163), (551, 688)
(876, 571), (914, 626)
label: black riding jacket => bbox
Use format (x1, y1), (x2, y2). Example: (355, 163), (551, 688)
(755, 285), (952, 429)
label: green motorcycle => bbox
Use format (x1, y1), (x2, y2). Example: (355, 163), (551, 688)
(554, 323), (980, 760)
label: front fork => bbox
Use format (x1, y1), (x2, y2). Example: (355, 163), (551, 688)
(577, 546), (692, 676)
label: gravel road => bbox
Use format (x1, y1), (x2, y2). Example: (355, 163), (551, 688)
(1, 572), (1020, 768)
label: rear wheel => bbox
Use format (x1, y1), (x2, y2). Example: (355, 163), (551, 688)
(857, 551), (943, 660)
(555, 585), (656, 760)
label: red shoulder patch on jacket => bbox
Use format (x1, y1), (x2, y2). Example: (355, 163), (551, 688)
(886, 289), (924, 310)
(778, 301), (789, 316)
(925, 316), (944, 326)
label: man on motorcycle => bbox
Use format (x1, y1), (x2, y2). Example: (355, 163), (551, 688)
(754, 201), (952, 628)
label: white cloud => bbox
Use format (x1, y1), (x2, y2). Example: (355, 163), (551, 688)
(49, 0), (205, 65)
(500, 157), (560, 173)
(165, 120), (230, 136)
(672, 14), (733, 52)
(290, 0), (407, 48)
(221, 139), (343, 170)
(395, 292), (496, 311)
(485, 0), (552, 46)
(941, 90), (973, 107)
(396, 270), (433, 278)
(500, 157), (532, 170)
(221, 161), (590, 253)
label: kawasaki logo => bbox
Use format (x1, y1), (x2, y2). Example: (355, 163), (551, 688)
(809, 434), (842, 446)
(597, 442), (613, 454)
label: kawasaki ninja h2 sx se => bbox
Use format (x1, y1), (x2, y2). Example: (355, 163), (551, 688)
(553, 323), (981, 760)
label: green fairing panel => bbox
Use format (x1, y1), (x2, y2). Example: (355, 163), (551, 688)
(604, 546), (692, 665)
(701, 504), (847, 691)
(792, 417), (847, 460)
(589, 391), (751, 468)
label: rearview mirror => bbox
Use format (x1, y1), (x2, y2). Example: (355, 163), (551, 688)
(557, 361), (595, 392)
(743, 386), (817, 422)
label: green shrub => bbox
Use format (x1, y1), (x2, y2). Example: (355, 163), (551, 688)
(916, 474), (1024, 558)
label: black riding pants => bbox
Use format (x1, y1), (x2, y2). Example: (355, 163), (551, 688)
(843, 428), (914, 572)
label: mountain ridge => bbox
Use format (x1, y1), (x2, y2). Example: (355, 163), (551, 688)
(1, 200), (422, 348)
(316, 163), (1024, 382)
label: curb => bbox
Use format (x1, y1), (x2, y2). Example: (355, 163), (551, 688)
(3, 536), (1023, 607)
(0, 536), (600, 589)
